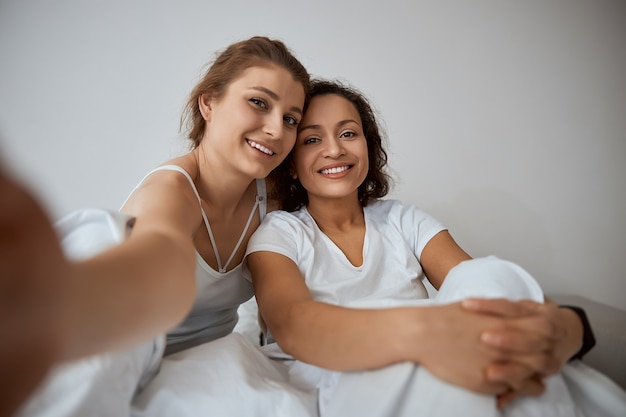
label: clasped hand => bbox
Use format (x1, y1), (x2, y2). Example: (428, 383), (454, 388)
(417, 298), (573, 408)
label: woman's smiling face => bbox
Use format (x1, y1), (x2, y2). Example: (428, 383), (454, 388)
(200, 63), (305, 179)
(292, 93), (369, 203)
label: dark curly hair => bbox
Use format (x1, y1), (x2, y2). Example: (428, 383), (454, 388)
(268, 79), (392, 211)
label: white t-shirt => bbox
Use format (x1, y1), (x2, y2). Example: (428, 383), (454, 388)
(245, 199), (446, 308)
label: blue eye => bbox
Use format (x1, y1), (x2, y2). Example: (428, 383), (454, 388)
(284, 115), (299, 126)
(250, 98), (268, 109)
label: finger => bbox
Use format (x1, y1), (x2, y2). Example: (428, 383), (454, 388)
(496, 389), (515, 409)
(462, 298), (543, 318)
(481, 311), (565, 348)
(488, 351), (561, 376)
(481, 328), (553, 354)
(461, 298), (567, 339)
(485, 362), (535, 388)
(497, 375), (545, 409)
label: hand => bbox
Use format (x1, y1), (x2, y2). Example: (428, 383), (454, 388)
(495, 374), (545, 409)
(0, 166), (72, 416)
(461, 297), (584, 404)
(412, 302), (531, 395)
(462, 298), (582, 372)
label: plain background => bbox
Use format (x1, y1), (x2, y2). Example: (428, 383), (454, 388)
(1, 0), (624, 310)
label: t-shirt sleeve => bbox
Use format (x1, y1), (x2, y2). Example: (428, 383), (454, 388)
(243, 211), (301, 282)
(388, 200), (447, 261)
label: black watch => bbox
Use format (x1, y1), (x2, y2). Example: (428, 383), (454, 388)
(559, 305), (596, 361)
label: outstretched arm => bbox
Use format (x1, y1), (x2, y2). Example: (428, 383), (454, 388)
(1, 166), (73, 416)
(0, 167), (200, 364)
(63, 171), (204, 359)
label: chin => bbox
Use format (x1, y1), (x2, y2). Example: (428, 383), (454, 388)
(247, 166), (274, 180)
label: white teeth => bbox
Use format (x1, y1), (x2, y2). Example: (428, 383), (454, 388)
(247, 140), (274, 155)
(320, 166), (350, 175)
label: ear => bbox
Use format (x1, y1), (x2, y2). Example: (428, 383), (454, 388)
(289, 163), (298, 179)
(198, 93), (213, 121)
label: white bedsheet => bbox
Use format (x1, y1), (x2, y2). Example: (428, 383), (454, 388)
(131, 282), (626, 417)
(130, 258), (626, 417)
(131, 333), (318, 417)
(16, 209), (626, 417)
(128, 333), (626, 417)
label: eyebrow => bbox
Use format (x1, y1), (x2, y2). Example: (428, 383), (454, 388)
(299, 119), (359, 133)
(251, 86), (302, 115)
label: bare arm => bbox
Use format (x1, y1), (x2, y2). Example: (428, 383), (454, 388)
(251, 227), (578, 397)
(2, 169), (200, 363)
(61, 173), (200, 359)
(421, 232), (579, 370)
(64, 224), (197, 359)
(1, 167), (73, 416)
(419, 230), (472, 289)
(249, 245), (514, 394)
(0, 161), (203, 416)
(464, 297), (583, 369)
(249, 251), (413, 371)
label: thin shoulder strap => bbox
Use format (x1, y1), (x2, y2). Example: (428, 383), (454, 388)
(214, 179), (266, 272)
(256, 178), (267, 220)
(121, 165), (265, 273)
(120, 164), (230, 269)
(120, 164), (202, 210)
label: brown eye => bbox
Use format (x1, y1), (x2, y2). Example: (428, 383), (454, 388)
(303, 137), (321, 145)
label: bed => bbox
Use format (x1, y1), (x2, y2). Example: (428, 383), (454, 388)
(128, 294), (626, 417)
(16, 287), (626, 417)
(15, 209), (626, 417)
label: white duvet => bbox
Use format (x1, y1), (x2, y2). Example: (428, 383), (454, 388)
(15, 209), (626, 417)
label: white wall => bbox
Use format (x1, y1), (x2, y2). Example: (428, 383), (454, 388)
(1, 0), (624, 310)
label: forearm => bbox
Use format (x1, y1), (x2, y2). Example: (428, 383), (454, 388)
(273, 300), (512, 394)
(251, 251), (504, 386)
(63, 232), (196, 360)
(273, 301), (421, 371)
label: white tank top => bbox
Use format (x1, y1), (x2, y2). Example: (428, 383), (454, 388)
(123, 164), (267, 354)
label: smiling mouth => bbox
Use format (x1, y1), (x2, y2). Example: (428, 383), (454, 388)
(320, 165), (352, 175)
(247, 139), (275, 156)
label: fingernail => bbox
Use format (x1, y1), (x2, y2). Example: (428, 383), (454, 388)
(481, 332), (498, 345)
(462, 299), (479, 308)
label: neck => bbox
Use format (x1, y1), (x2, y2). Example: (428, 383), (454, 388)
(191, 146), (257, 212)
(306, 194), (364, 232)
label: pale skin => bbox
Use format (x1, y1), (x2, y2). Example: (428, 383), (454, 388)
(0, 63), (305, 417)
(248, 93), (584, 407)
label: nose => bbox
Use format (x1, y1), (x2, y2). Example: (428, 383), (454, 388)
(322, 137), (345, 158)
(264, 113), (283, 140)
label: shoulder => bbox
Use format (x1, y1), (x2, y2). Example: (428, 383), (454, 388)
(366, 199), (444, 232)
(262, 208), (309, 229)
(364, 199), (409, 221)
(247, 209), (310, 258)
(121, 157), (201, 223)
(253, 208), (312, 243)
(154, 154), (199, 187)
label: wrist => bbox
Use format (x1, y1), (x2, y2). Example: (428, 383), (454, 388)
(558, 305), (595, 361)
(396, 305), (443, 366)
